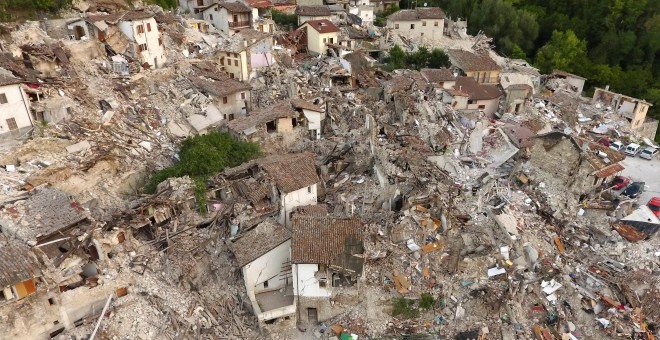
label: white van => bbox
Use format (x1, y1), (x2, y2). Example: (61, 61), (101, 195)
(640, 147), (659, 160)
(625, 143), (641, 156)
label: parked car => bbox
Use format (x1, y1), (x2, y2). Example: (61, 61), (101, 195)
(609, 141), (624, 152)
(597, 137), (612, 147)
(639, 147), (659, 160)
(624, 143), (641, 156)
(611, 175), (631, 190)
(623, 181), (645, 198)
(648, 197), (660, 217)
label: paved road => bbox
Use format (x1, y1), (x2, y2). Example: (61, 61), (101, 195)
(619, 154), (660, 204)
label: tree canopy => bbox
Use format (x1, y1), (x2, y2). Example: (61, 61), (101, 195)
(385, 45), (451, 70)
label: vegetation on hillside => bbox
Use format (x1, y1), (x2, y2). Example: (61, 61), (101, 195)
(385, 45), (451, 70)
(374, 5), (400, 27)
(145, 132), (261, 212)
(398, 0), (660, 139)
(145, 0), (177, 9)
(0, 0), (73, 21)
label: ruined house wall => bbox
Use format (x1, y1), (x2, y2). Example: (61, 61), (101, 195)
(638, 119), (659, 140)
(244, 240), (292, 294)
(0, 83), (32, 136)
(529, 137), (594, 194)
(0, 289), (61, 339)
(279, 185), (317, 226)
(65, 40), (104, 63)
(505, 88), (529, 113)
(293, 264), (330, 297)
(117, 18), (165, 68)
(466, 97), (499, 117)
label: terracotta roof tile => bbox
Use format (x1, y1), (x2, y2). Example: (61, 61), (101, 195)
(421, 68), (455, 83)
(303, 19), (339, 33)
(229, 219), (291, 267)
(291, 99), (323, 112)
(296, 5), (331, 16)
(0, 245), (41, 287)
(295, 204), (329, 216)
(291, 216), (363, 264)
(259, 152), (319, 193)
(218, 1), (252, 13)
(226, 101), (298, 132)
(387, 9), (417, 21)
(448, 49), (500, 72)
(454, 76), (502, 100)
(415, 7), (445, 19)
(0, 75), (22, 86)
(187, 75), (251, 98)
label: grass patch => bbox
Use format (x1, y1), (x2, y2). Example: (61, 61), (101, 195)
(391, 297), (419, 319)
(145, 132), (261, 212)
(419, 293), (435, 310)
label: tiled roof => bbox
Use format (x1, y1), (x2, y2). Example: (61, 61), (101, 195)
(245, 0), (273, 8)
(226, 101), (298, 132)
(218, 1), (252, 13)
(86, 10), (154, 23)
(387, 7), (446, 21)
(421, 68), (455, 83)
(0, 245), (41, 287)
(295, 5), (331, 16)
(594, 163), (625, 178)
(187, 76), (251, 98)
(259, 152), (319, 193)
(291, 98), (323, 112)
(304, 19), (339, 33)
(229, 219), (291, 267)
(0, 75), (22, 86)
(291, 216), (363, 264)
(454, 77), (502, 100)
(447, 49), (501, 72)
(0, 187), (88, 243)
(416, 7), (446, 19)
(384, 74), (414, 93)
(295, 204), (329, 216)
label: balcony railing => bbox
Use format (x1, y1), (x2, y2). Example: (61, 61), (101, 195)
(228, 20), (250, 28)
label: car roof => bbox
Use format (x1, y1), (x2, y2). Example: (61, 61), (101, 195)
(642, 146), (657, 152)
(627, 143), (640, 147)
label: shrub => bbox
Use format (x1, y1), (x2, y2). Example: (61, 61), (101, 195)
(419, 293), (435, 309)
(391, 297), (419, 319)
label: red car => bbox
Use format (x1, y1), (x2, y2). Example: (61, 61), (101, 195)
(597, 137), (612, 147)
(611, 176), (631, 190)
(648, 197), (660, 217)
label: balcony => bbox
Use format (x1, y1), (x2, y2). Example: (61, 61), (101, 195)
(228, 20), (250, 28)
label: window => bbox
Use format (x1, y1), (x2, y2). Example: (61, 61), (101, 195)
(6, 118), (18, 131)
(209, 14), (213, 20)
(395, 24), (399, 29)
(319, 278), (327, 288)
(220, 58), (224, 66)
(234, 53), (238, 58)
(323, 38), (327, 43)
(138, 43), (147, 52)
(241, 92), (245, 99)
(307, 186), (312, 193)
(422, 21), (426, 26)
(158, 37), (163, 46)
(0, 93), (7, 104)
(421, 32), (424, 36)
(147, 23), (152, 32)
(197, 0), (204, 5)
(230, 73), (235, 79)
(222, 97), (228, 104)
(329, 38), (334, 44)
(468, 99), (476, 104)
(478, 105), (486, 110)
(410, 24), (415, 29)
(263, 280), (269, 288)
(234, 60), (238, 66)
(434, 21), (438, 26)
(137, 25), (144, 34)
(259, 25), (263, 32)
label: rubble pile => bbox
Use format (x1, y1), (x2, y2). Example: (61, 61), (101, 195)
(0, 2), (658, 340)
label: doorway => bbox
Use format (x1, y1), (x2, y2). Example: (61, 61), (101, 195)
(307, 308), (318, 324)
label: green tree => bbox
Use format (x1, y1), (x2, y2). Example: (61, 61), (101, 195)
(386, 45), (408, 70)
(375, 4), (399, 27)
(428, 48), (451, 68)
(272, 10), (298, 28)
(534, 30), (588, 74)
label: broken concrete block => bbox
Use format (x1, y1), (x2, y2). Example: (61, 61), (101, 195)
(66, 140), (91, 153)
(138, 141), (152, 152)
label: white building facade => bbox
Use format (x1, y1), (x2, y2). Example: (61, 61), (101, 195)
(0, 78), (33, 138)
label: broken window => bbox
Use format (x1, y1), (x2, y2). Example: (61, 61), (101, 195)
(147, 23), (152, 32)
(478, 104), (486, 109)
(230, 73), (235, 78)
(241, 92), (245, 99)
(0, 93), (7, 104)
(6, 118), (18, 131)
(266, 120), (276, 132)
(410, 24), (415, 29)
(319, 278), (327, 287)
(222, 97), (228, 104)
(263, 280), (269, 288)
(138, 43), (148, 52)
(137, 25), (144, 34)
(329, 38), (334, 44)
(292, 117), (298, 127)
(228, 113), (234, 120)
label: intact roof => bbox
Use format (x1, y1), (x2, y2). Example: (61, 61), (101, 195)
(0, 75), (22, 86)
(187, 76), (251, 98)
(291, 98), (323, 112)
(454, 77), (502, 100)
(295, 204), (329, 216)
(447, 49), (500, 72)
(229, 219), (291, 267)
(421, 68), (455, 83)
(303, 19), (339, 33)
(291, 216), (363, 264)
(245, 0), (273, 8)
(259, 152), (319, 193)
(0, 245), (42, 287)
(218, 1), (252, 13)
(295, 5), (331, 16)
(0, 187), (88, 243)
(86, 10), (154, 23)
(226, 101), (297, 132)
(388, 7), (446, 21)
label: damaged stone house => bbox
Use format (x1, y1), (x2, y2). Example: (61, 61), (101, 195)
(300, 19), (340, 56)
(386, 7), (446, 40)
(551, 70), (586, 95)
(447, 49), (501, 85)
(291, 98), (325, 140)
(229, 219), (296, 325)
(295, 5), (332, 25)
(291, 216), (364, 326)
(499, 72), (534, 115)
(86, 10), (166, 69)
(186, 74), (252, 134)
(217, 29), (275, 81)
(421, 67), (456, 94)
(0, 75), (34, 138)
(0, 245), (42, 302)
(592, 87), (657, 139)
(202, 2), (253, 34)
(443, 76), (502, 117)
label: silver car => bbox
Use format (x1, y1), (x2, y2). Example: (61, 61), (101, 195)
(640, 147), (659, 160)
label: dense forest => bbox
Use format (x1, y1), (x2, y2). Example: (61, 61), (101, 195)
(400, 0), (660, 130)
